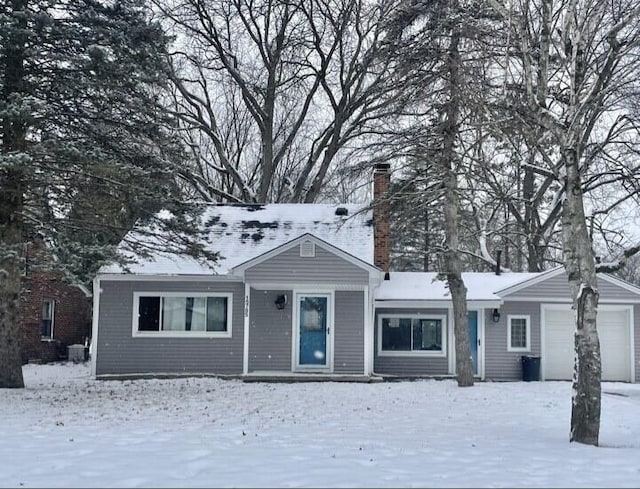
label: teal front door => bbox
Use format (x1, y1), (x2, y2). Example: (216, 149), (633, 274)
(297, 294), (331, 370)
(468, 311), (478, 375)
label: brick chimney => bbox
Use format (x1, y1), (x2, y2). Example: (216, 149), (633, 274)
(373, 163), (391, 274)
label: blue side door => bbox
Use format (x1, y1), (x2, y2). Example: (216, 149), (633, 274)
(468, 310), (478, 375)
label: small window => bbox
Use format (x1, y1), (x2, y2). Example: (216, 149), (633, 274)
(41, 299), (55, 340)
(379, 315), (446, 356)
(508, 315), (530, 352)
(300, 241), (315, 257)
(134, 293), (232, 337)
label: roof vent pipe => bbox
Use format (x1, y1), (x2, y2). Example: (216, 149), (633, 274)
(495, 249), (502, 276)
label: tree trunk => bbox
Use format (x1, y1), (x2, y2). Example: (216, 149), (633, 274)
(0, 169), (24, 388)
(0, 0), (27, 388)
(562, 147), (601, 446)
(442, 15), (473, 388)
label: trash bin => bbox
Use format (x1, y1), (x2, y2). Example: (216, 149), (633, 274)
(521, 355), (541, 381)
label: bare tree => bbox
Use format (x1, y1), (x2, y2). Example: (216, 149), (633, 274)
(154, 0), (398, 203)
(488, 0), (640, 445)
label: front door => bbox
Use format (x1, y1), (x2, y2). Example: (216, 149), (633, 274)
(468, 310), (478, 375)
(296, 293), (331, 371)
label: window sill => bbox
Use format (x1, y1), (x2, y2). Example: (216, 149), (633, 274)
(378, 350), (446, 358)
(132, 331), (232, 339)
(507, 347), (531, 353)
(40, 338), (55, 343)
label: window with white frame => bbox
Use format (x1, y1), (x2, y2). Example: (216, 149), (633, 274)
(134, 293), (232, 337)
(41, 299), (55, 340)
(379, 315), (446, 355)
(508, 315), (530, 351)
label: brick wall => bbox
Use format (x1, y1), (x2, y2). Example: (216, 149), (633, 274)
(20, 241), (91, 364)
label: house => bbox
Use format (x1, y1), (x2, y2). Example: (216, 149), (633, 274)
(91, 164), (640, 382)
(374, 269), (640, 382)
(21, 238), (92, 364)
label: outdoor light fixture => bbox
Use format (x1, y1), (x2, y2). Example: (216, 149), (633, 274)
(492, 308), (501, 323)
(275, 294), (287, 310)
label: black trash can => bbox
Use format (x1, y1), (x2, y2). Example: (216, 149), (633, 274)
(521, 355), (541, 381)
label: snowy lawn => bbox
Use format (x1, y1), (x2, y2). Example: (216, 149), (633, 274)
(1, 363), (639, 488)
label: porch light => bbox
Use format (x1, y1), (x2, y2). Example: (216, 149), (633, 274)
(492, 308), (501, 323)
(275, 294), (287, 310)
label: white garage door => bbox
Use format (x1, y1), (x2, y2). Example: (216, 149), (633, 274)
(543, 307), (632, 382)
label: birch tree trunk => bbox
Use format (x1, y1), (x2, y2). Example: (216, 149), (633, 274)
(562, 147), (601, 446)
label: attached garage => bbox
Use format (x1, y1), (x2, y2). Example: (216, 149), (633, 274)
(542, 305), (633, 382)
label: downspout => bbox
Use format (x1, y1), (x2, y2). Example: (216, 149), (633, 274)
(369, 272), (384, 378)
(243, 282), (250, 375)
(90, 276), (101, 378)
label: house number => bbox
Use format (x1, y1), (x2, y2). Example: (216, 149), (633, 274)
(244, 295), (249, 318)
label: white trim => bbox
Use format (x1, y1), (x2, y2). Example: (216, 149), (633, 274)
(630, 305), (636, 383)
(40, 299), (55, 341)
(131, 291), (233, 338)
(250, 282), (368, 291)
(497, 267), (565, 297)
(507, 315), (531, 352)
(448, 307), (455, 374)
(363, 285), (371, 375)
(495, 296), (640, 304)
(231, 233), (380, 275)
(474, 309), (486, 380)
(90, 277), (100, 377)
(292, 289), (335, 372)
(97, 274), (241, 282)
(375, 300), (503, 309)
(377, 313), (447, 358)
(243, 283), (250, 375)
(497, 267), (640, 299)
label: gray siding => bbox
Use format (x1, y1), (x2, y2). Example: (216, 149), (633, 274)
(96, 280), (245, 376)
(484, 302), (541, 381)
(486, 301), (640, 382)
(506, 272), (640, 302)
(245, 243), (369, 284)
(247, 289), (365, 374)
(334, 291), (365, 374)
(248, 289), (292, 372)
(374, 308), (450, 376)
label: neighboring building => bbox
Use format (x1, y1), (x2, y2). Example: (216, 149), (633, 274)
(91, 164), (640, 382)
(21, 239), (92, 364)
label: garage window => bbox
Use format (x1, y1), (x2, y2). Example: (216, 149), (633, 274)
(508, 315), (530, 352)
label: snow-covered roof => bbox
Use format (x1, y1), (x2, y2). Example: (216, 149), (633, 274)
(101, 203), (373, 276)
(375, 272), (540, 303)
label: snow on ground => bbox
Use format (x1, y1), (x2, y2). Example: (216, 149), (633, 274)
(1, 363), (639, 488)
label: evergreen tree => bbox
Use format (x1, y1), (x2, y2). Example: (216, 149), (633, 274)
(0, 0), (212, 388)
